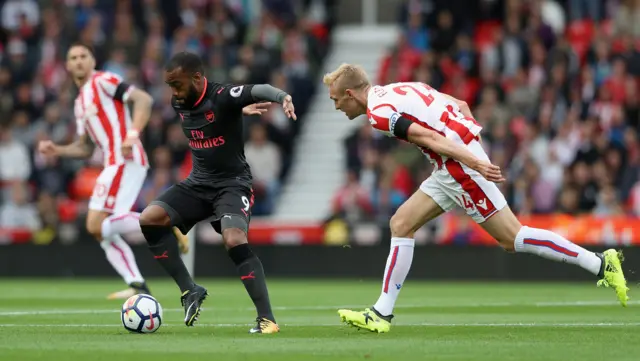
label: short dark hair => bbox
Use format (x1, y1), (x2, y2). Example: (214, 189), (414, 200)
(165, 52), (205, 75)
(68, 41), (95, 57)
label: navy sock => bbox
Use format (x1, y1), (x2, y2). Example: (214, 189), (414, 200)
(228, 244), (275, 322)
(141, 225), (194, 293)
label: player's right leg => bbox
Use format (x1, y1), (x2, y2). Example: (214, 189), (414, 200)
(211, 185), (279, 334)
(139, 183), (211, 326)
(339, 180), (449, 333)
(87, 164), (149, 299)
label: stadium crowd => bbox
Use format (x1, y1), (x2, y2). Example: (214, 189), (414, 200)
(334, 0), (640, 237)
(0, 0), (335, 243)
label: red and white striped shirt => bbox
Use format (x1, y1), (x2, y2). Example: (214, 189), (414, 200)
(366, 82), (482, 168)
(74, 71), (149, 168)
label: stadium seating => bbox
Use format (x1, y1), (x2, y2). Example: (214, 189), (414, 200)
(332, 0), (640, 245)
(0, 0), (334, 242)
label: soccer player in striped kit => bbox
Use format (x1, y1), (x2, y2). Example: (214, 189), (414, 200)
(323, 63), (628, 333)
(38, 42), (189, 299)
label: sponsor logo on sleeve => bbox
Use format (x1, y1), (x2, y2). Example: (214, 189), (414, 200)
(389, 112), (400, 134)
(230, 86), (244, 98)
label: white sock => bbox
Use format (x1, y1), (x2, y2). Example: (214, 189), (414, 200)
(102, 212), (141, 239)
(514, 226), (602, 275)
(101, 234), (145, 284)
(373, 237), (414, 316)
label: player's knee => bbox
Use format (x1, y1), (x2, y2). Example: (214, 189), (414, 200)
(496, 228), (520, 252)
(389, 213), (413, 238)
(222, 228), (247, 249)
(496, 223), (521, 253)
(139, 205), (171, 227)
(85, 218), (103, 240)
(499, 240), (516, 252)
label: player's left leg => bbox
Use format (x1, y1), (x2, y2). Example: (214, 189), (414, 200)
(212, 186), (279, 334)
(446, 139), (629, 306)
(443, 139), (627, 306)
(339, 178), (450, 333)
(87, 163), (150, 299)
(480, 207), (629, 306)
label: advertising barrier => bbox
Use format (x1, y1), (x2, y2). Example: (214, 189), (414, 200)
(1, 215), (637, 280)
(3, 215), (639, 246)
(1, 242), (637, 282)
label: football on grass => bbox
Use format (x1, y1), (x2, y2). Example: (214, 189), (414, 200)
(121, 294), (163, 333)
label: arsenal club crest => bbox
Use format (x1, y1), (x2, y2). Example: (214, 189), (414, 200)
(205, 110), (215, 122)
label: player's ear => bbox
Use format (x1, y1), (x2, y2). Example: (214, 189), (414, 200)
(345, 89), (354, 98)
(192, 72), (202, 84)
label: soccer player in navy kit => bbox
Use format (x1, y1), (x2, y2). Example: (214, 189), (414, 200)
(139, 52), (296, 334)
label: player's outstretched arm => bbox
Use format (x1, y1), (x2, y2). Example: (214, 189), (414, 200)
(401, 122), (504, 183)
(38, 133), (95, 159)
(250, 84), (296, 120)
(219, 84), (297, 120)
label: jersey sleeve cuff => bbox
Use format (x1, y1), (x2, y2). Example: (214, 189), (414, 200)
(121, 85), (135, 102)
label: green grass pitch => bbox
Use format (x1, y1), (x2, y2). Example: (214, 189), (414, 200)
(0, 279), (638, 361)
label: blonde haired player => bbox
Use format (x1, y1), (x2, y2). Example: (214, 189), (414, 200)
(38, 42), (190, 299)
(323, 63), (628, 333)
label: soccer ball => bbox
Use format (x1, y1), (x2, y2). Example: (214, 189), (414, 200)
(121, 294), (163, 333)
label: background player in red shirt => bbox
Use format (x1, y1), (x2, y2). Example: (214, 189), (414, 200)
(37, 43), (187, 299)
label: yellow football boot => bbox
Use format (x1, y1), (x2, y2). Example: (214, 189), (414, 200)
(338, 307), (392, 333)
(597, 249), (629, 306)
(249, 317), (280, 334)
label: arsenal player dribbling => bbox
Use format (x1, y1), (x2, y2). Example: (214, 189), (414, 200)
(138, 51), (296, 334)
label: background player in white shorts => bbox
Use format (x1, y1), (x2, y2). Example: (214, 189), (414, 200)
(322, 63), (629, 333)
(38, 42), (187, 299)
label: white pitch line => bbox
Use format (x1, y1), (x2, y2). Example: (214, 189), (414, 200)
(0, 308), (181, 316)
(0, 322), (638, 328)
(272, 300), (640, 310)
(0, 300), (636, 317)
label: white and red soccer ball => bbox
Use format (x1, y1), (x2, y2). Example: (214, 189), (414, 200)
(121, 294), (163, 333)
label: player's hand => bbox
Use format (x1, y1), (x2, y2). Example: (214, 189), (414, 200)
(456, 100), (473, 119)
(243, 102), (271, 116)
(38, 140), (58, 156)
(474, 160), (505, 183)
(121, 129), (139, 157)
(282, 95), (297, 121)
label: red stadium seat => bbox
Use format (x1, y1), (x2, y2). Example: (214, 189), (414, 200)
(474, 21), (501, 52)
(566, 19), (595, 62)
(57, 198), (79, 223)
(69, 167), (101, 200)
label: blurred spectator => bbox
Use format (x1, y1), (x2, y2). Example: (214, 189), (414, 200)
(245, 122), (281, 216)
(481, 16), (526, 80)
(0, 182), (41, 231)
(0, 125), (31, 182)
(405, 12), (429, 52)
(331, 170), (373, 225)
(569, 0), (602, 22)
(613, 0), (640, 37)
(1, 0), (39, 31)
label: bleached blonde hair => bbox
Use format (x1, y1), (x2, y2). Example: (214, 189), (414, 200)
(322, 63), (370, 93)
